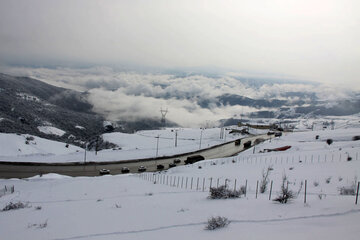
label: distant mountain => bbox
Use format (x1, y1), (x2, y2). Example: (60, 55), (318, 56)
(0, 73), (175, 147)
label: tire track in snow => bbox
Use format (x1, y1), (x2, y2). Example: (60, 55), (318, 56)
(51, 209), (360, 240)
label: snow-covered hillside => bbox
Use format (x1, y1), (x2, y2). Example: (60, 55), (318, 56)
(0, 125), (359, 240)
(0, 133), (82, 157)
(0, 128), (242, 163)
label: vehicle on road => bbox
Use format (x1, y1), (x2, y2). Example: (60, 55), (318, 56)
(157, 164), (165, 170)
(275, 132), (282, 137)
(173, 158), (181, 164)
(243, 140), (252, 148)
(168, 163), (176, 168)
(138, 166), (147, 172)
(184, 155), (205, 165)
(121, 167), (130, 173)
(99, 169), (110, 175)
(235, 139), (241, 146)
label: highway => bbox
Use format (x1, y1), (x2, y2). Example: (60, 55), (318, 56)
(0, 134), (271, 179)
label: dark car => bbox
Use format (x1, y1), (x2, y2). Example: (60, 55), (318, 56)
(157, 164), (165, 170)
(267, 131), (275, 135)
(99, 169), (110, 175)
(275, 132), (282, 137)
(168, 163), (176, 168)
(173, 158), (181, 164)
(121, 167), (130, 174)
(235, 139), (241, 146)
(138, 166), (147, 172)
(184, 155), (205, 165)
(243, 140), (252, 148)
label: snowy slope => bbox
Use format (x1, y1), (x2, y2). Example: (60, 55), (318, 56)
(0, 126), (360, 240)
(0, 133), (82, 157)
(0, 128), (242, 163)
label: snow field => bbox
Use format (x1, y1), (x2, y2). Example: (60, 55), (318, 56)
(1, 126), (360, 240)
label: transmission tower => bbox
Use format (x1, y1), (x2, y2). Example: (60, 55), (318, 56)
(160, 107), (168, 126)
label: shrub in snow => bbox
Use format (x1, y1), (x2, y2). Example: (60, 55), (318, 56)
(28, 220), (48, 229)
(35, 206), (42, 210)
(2, 202), (30, 211)
(26, 136), (34, 141)
(339, 178), (357, 196)
(325, 177), (332, 184)
(339, 186), (356, 195)
(313, 181), (319, 187)
(260, 166), (271, 193)
(208, 185), (243, 199)
(273, 175), (294, 204)
(205, 216), (230, 230)
(326, 139), (333, 145)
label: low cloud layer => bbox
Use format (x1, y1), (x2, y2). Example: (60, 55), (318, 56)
(1, 66), (358, 127)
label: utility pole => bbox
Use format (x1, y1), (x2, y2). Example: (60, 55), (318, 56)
(156, 135), (160, 158)
(175, 130), (178, 147)
(84, 144), (87, 163)
(199, 129), (203, 149)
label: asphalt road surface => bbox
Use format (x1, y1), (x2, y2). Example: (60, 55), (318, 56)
(0, 134), (272, 179)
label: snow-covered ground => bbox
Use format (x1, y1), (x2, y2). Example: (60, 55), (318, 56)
(1, 125), (360, 240)
(0, 128), (245, 163)
(0, 133), (82, 157)
(37, 126), (66, 137)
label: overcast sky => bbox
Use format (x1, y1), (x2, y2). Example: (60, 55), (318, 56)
(0, 0), (359, 88)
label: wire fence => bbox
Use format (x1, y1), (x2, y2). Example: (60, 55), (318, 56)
(181, 150), (360, 169)
(136, 172), (360, 204)
(136, 150), (360, 205)
(0, 185), (15, 198)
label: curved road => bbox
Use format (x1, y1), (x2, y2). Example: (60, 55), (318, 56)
(0, 134), (271, 179)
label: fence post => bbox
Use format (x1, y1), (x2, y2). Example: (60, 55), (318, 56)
(269, 180), (273, 200)
(217, 178), (219, 188)
(181, 177), (184, 188)
(177, 177), (180, 188)
(196, 178), (199, 191)
(209, 178), (212, 189)
(256, 180), (259, 199)
(304, 180), (307, 204)
(191, 177), (193, 189)
(245, 180), (248, 197)
(356, 182), (360, 205)
(202, 178), (205, 191)
(234, 179), (237, 192)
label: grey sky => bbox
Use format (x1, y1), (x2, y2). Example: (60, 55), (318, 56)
(0, 0), (359, 89)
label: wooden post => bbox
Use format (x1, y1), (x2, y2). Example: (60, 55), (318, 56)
(234, 179), (237, 192)
(356, 182), (360, 205)
(202, 178), (205, 191)
(245, 180), (248, 197)
(191, 177), (193, 189)
(186, 177), (188, 189)
(210, 178), (213, 189)
(304, 180), (307, 204)
(217, 178), (219, 188)
(181, 177), (184, 188)
(177, 177), (180, 188)
(196, 178), (199, 191)
(269, 180), (273, 200)
(256, 180), (259, 199)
